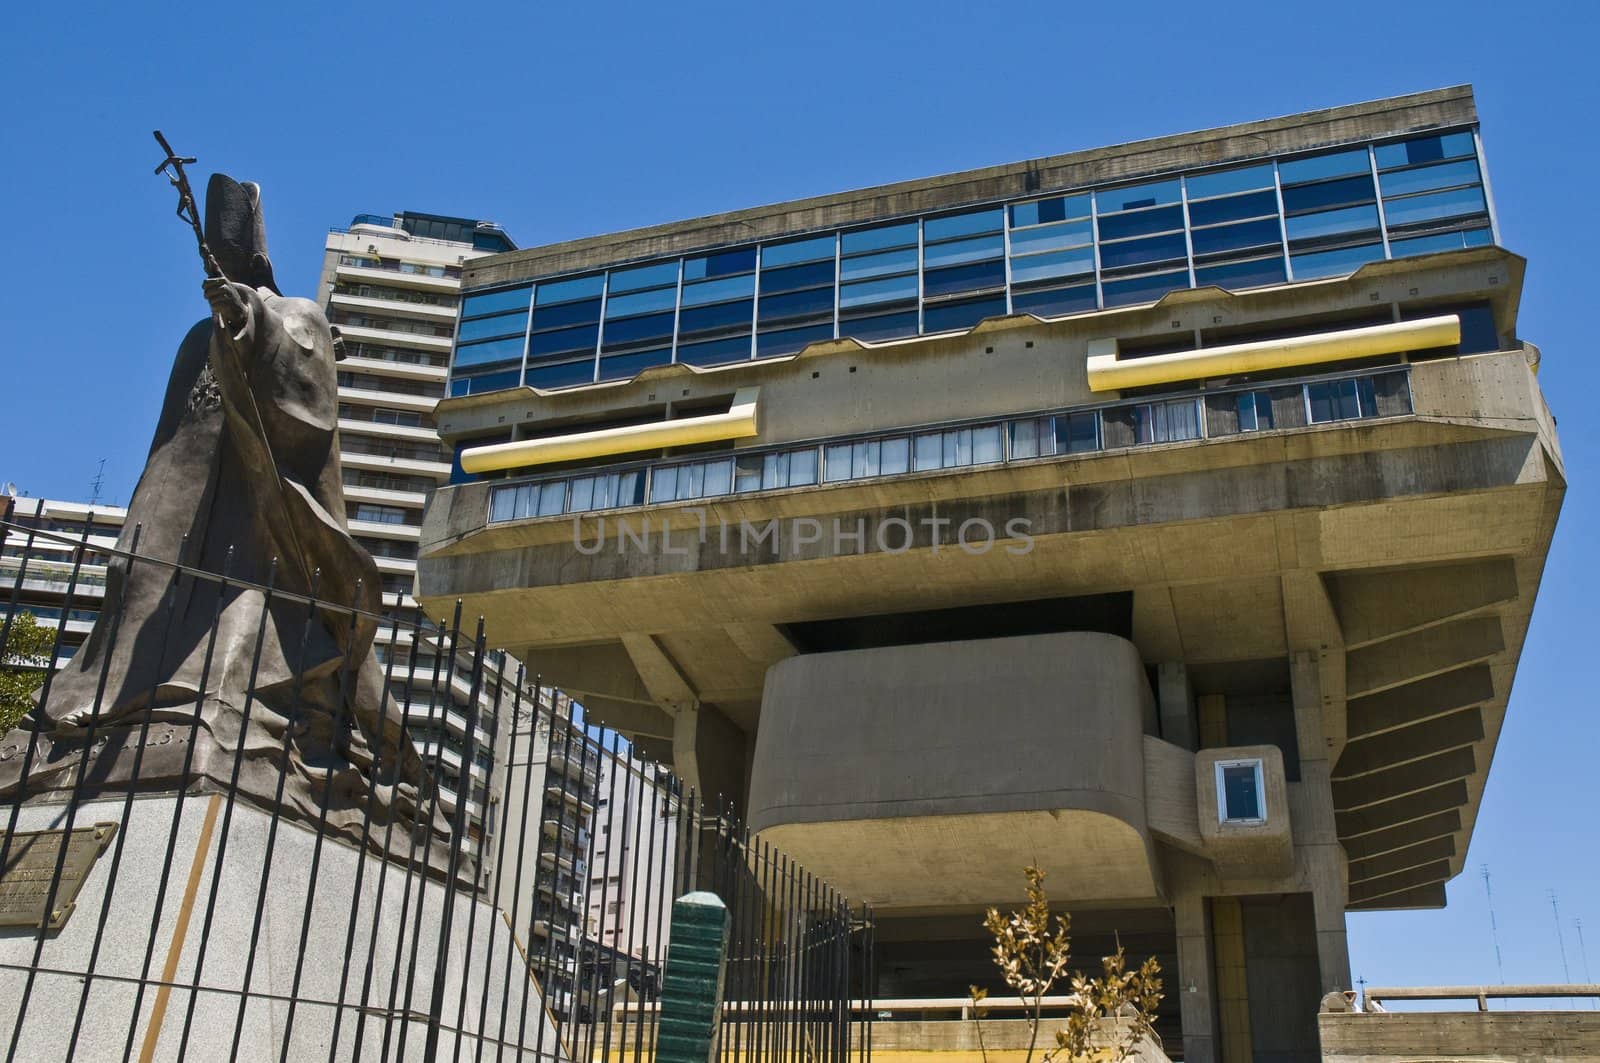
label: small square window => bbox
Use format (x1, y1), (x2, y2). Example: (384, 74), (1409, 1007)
(1216, 759), (1266, 824)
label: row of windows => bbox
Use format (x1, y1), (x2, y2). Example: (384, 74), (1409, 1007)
(487, 368), (1412, 523)
(451, 129), (1493, 396)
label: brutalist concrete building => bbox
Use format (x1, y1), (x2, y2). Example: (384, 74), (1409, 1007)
(415, 86), (1563, 1060)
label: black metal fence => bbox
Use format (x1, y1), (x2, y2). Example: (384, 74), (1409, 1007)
(0, 511), (872, 1063)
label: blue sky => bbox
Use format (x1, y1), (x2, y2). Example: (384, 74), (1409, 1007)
(4, 1), (1596, 993)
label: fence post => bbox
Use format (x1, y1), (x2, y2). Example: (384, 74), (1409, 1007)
(657, 891), (732, 1063)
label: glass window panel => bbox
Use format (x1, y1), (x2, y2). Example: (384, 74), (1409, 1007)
(1381, 185), (1488, 228)
(449, 368), (519, 396)
(528, 323), (598, 358)
(703, 459), (732, 497)
(1290, 242), (1384, 279)
(601, 311), (675, 348)
(1186, 189), (1280, 228)
(851, 439), (880, 479)
(1008, 219), (1094, 255)
(1308, 379), (1363, 423)
(457, 313), (526, 343)
(840, 274), (918, 308)
(788, 448), (818, 486)
(604, 286), (678, 318)
(1185, 164), (1274, 200)
(1009, 246), (1095, 284)
(524, 358), (595, 389)
(823, 443), (852, 482)
(1236, 392), (1259, 432)
(531, 298), (602, 331)
(513, 484), (534, 519)
(924, 208), (1003, 241)
(1010, 194), (1090, 227)
(1195, 256), (1286, 291)
(598, 347), (671, 381)
(462, 287), (532, 317)
(680, 274), (756, 306)
(757, 322), (834, 357)
(1284, 204), (1380, 243)
(683, 247), (756, 280)
(758, 451), (787, 490)
(923, 294), (1005, 333)
(881, 436), (910, 475)
(1036, 417), (1058, 455)
(1375, 131), (1476, 170)
(762, 234), (836, 268)
(568, 476), (595, 512)
(922, 233), (1004, 269)
(839, 246), (918, 281)
(735, 453), (763, 493)
(455, 335), (524, 367)
(490, 487), (517, 522)
(1011, 282), (1097, 317)
(1009, 418), (1038, 459)
(1098, 231), (1188, 271)
(943, 428), (971, 467)
(758, 287), (834, 324)
(922, 259), (1006, 298)
(1356, 376), (1378, 418)
(841, 222), (918, 255)
(1190, 217), (1283, 258)
(1097, 180), (1180, 213)
(678, 299), (754, 336)
(676, 334), (752, 366)
(534, 274), (605, 306)
(759, 259), (836, 294)
(914, 432), (942, 470)
(1280, 175), (1376, 215)
(1221, 763), (1262, 821)
(972, 425), (1003, 464)
(537, 481), (566, 516)
(608, 260), (680, 293)
(1278, 148), (1370, 185)
(1102, 270), (1188, 308)
(841, 310), (919, 342)
(618, 470), (645, 506)
(1095, 204), (1184, 242)
(1388, 228), (1493, 258)
(1379, 159), (1481, 199)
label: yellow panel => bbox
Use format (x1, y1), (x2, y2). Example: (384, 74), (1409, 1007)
(1086, 315), (1461, 392)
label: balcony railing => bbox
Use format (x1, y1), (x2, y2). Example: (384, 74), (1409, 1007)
(486, 365), (1413, 525)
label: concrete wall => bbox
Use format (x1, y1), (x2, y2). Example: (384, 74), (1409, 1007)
(1319, 1010), (1600, 1063)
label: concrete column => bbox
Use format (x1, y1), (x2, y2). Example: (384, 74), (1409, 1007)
(1158, 662), (1197, 750)
(1174, 886), (1217, 1063)
(1291, 651), (1353, 994)
(671, 701), (749, 814)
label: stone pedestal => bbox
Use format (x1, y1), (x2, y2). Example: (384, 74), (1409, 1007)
(0, 795), (564, 1062)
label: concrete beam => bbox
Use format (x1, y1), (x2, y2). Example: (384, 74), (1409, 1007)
(1349, 836), (1457, 885)
(722, 622), (798, 669)
(1340, 810), (1461, 862)
(1345, 616), (1504, 699)
(672, 701), (749, 812)
(525, 641), (655, 705)
(1332, 748), (1475, 811)
(1347, 882), (1446, 911)
(578, 695), (675, 740)
(620, 632), (700, 711)
(1332, 709), (1484, 780)
(1335, 780), (1469, 839)
(1347, 861), (1452, 906)
(1325, 557), (1518, 649)
(1346, 664), (1494, 739)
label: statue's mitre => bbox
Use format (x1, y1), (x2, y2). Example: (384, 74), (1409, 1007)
(205, 173), (281, 295)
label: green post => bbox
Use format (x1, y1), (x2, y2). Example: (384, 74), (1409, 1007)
(656, 891), (732, 1063)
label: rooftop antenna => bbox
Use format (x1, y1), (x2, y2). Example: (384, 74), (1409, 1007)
(1576, 919), (1596, 1009)
(1482, 865), (1505, 983)
(88, 458), (107, 507)
(1551, 890), (1572, 983)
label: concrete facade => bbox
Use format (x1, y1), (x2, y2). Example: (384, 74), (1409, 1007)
(415, 88), (1564, 1060)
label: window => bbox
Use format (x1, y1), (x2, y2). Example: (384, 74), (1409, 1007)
(1215, 759), (1266, 824)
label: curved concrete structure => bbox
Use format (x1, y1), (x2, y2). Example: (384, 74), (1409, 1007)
(748, 632), (1160, 908)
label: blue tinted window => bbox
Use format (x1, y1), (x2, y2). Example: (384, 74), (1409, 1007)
(1381, 185), (1487, 228)
(608, 260), (680, 293)
(461, 287), (531, 318)
(535, 274), (604, 305)
(600, 312), (675, 348)
(1096, 204), (1184, 242)
(525, 359), (595, 389)
(1195, 256), (1286, 290)
(1284, 205), (1380, 243)
(683, 247), (756, 280)
(841, 222), (918, 255)
(528, 322), (598, 357)
(923, 259), (1006, 297)
(1190, 217), (1282, 258)
(678, 299), (754, 336)
(1185, 164), (1274, 200)
(760, 259), (836, 294)
(1008, 219), (1093, 254)
(1278, 148), (1370, 184)
(676, 334), (751, 366)
(1374, 131), (1475, 170)
(840, 310), (919, 342)
(449, 369), (519, 396)
(1221, 763), (1262, 821)
(1388, 228), (1492, 257)
(1102, 270), (1187, 308)
(1098, 231), (1187, 271)
(922, 233), (1004, 269)
(1012, 283), (1097, 317)
(605, 286), (678, 318)
(1187, 190), (1279, 228)
(1056, 411), (1099, 453)
(1010, 246), (1095, 284)
(598, 347), (671, 381)
(839, 247), (918, 281)
(455, 336), (524, 367)
(1098, 180), (1180, 213)
(1380, 159), (1481, 199)
(530, 298), (601, 331)
(1280, 175), (1376, 215)
(840, 274), (918, 308)
(924, 295), (1006, 333)
(680, 274), (756, 307)
(757, 322), (834, 356)
(758, 287), (833, 323)
(762, 234), (836, 268)
(924, 209), (1003, 242)
(457, 313), (527, 343)
(1010, 194), (1090, 228)
(1290, 242), (1383, 280)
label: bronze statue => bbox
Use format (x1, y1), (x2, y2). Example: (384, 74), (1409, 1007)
(0, 159), (449, 861)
